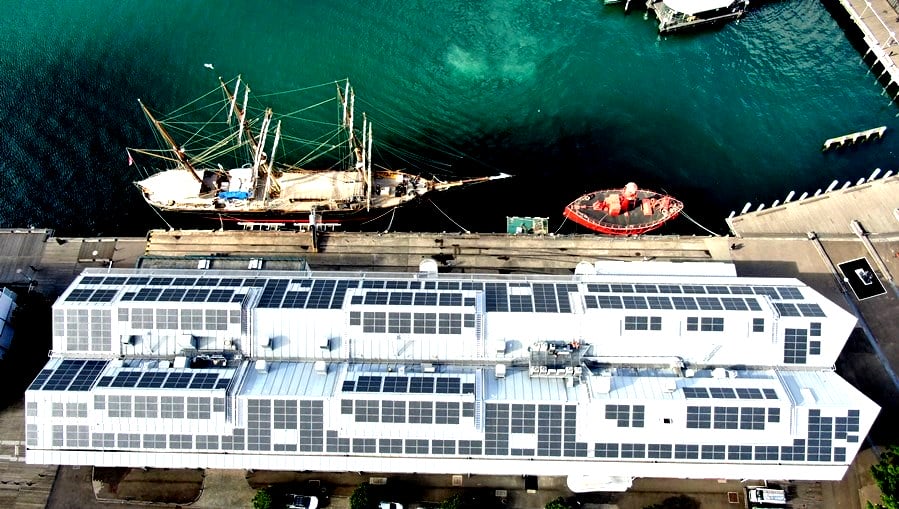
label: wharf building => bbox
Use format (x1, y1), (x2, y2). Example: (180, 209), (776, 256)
(24, 261), (878, 490)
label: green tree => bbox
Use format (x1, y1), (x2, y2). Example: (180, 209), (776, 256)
(440, 493), (464, 509)
(350, 482), (372, 509)
(252, 487), (272, 509)
(869, 445), (899, 509)
(644, 494), (700, 509)
(545, 496), (573, 509)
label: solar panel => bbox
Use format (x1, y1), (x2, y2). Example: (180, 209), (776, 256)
(159, 288), (186, 301)
(183, 288), (210, 302)
(408, 281), (422, 290)
(485, 283), (508, 312)
(243, 278), (266, 287)
(705, 285), (730, 295)
(409, 377), (435, 393)
(364, 292), (389, 305)
(65, 288), (95, 302)
(587, 283), (610, 293)
(657, 284), (683, 294)
(385, 280), (408, 289)
(163, 372), (193, 388)
(413, 293), (438, 306)
(258, 279), (289, 308)
(215, 378), (231, 389)
(42, 360), (86, 390)
(137, 371), (168, 388)
(382, 376), (409, 392)
(389, 292), (413, 306)
(438, 282), (460, 290)
(362, 280), (385, 289)
(633, 284), (658, 293)
(281, 291), (309, 308)
(439, 293), (462, 306)
(647, 296), (673, 310)
(329, 279), (359, 309)
(95, 376), (113, 387)
(80, 276), (105, 285)
(533, 284), (559, 313)
(355, 376), (382, 392)
(509, 294), (533, 312)
(110, 371), (142, 388)
(28, 370), (53, 390)
(189, 373), (219, 389)
(342, 380), (356, 391)
(436, 377), (461, 394)
(217, 278), (243, 287)
(423, 281), (436, 290)
(682, 387), (709, 398)
(197, 278), (221, 286)
(797, 303), (826, 317)
(102, 276), (127, 285)
(67, 360), (108, 391)
(120, 292), (136, 301)
(305, 279), (336, 309)
(609, 284), (634, 293)
(556, 284), (576, 313)
(88, 289), (119, 302)
(148, 277), (173, 286)
(206, 289), (234, 303)
(774, 302), (801, 317)
(133, 288), (162, 301)
(763, 388), (778, 399)
(696, 297), (723, 310)
(461, 282), (483, 291)
(776, 287), (803, 300)
(462, 382), (475, 394)
(173, 277), (198, 286)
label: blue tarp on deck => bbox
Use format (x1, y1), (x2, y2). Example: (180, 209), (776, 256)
(218, 191), (251, 200)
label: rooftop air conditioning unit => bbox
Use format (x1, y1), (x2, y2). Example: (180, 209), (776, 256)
(314, 360), (327, 375)
(248, 258), (263, 270)
(712, 367), (727, 379)
(418, 258), (439, 276)
(197, 259), (210, 270)
(422, 363), (436, 373)
(255, 359), (268, 373)
(173, 356), (189, 368)
(495, 364), (506, 379)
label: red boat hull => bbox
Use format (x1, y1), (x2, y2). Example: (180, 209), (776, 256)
(563, 187), (683, 235)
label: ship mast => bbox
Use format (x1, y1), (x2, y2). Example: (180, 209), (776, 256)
(338, 80), (369, 206)
(218, 76), (281, 197)
(366, 116), (373, 211)
(138, 99), (203, 184)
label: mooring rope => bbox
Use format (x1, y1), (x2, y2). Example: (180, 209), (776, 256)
(150, 205), (174, 231)
(360, 206), (397, 225)
(428, 199), (470, 234)
(384, 208), (396, 233)
(680, 209), (720, 237)
(553, 215), (568, 235)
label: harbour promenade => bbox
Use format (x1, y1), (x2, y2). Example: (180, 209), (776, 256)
(0, 172), (897, 507)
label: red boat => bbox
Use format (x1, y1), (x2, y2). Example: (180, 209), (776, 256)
(563, 182), (683, 235)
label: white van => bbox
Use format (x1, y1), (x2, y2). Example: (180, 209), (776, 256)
(746, 486), (787, 506)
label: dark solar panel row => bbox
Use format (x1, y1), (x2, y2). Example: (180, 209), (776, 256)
(342, 376), (468, 394)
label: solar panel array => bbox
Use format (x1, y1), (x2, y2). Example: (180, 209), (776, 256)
(28, 360), (108, 391)
(94, 370), (231, 390)
(341, 375), (474, 394)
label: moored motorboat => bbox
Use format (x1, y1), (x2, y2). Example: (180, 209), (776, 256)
(562, 182), (683, 235)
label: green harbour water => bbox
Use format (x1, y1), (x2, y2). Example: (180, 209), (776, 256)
(0, 0), (896, 235)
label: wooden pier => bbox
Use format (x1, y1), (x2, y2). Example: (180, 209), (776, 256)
(822, 126), (886, 151)
(834, 0), (899, 98)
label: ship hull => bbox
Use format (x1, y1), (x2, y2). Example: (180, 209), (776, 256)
(563, 188), (683, 235)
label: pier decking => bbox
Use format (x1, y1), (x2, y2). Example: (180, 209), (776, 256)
(835, 0), (899, 96)
(726, 173), (899, 238)
(823, 126), (887, 150)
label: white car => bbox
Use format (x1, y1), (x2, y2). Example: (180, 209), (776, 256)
(287, 494), (319, 509)
(379, 502), (403, 509)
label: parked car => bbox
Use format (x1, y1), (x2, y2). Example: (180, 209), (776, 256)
(287, 494), (319, 509)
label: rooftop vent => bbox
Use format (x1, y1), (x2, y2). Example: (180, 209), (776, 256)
(418, 258), (439, 276)
(574, 261), (596, 276)
(248, 258), (263, 270)
(255, 359), (268, 373)
(197, 259), (210, 270)
(314, 360), (327, 375)
(422, 363), (436, 373)
(495, 364), (507, 379)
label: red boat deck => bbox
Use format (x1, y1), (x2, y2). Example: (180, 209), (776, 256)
(563, 184), (683, 235)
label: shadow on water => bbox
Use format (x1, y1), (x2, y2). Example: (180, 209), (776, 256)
(0, 289), (52, 410)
